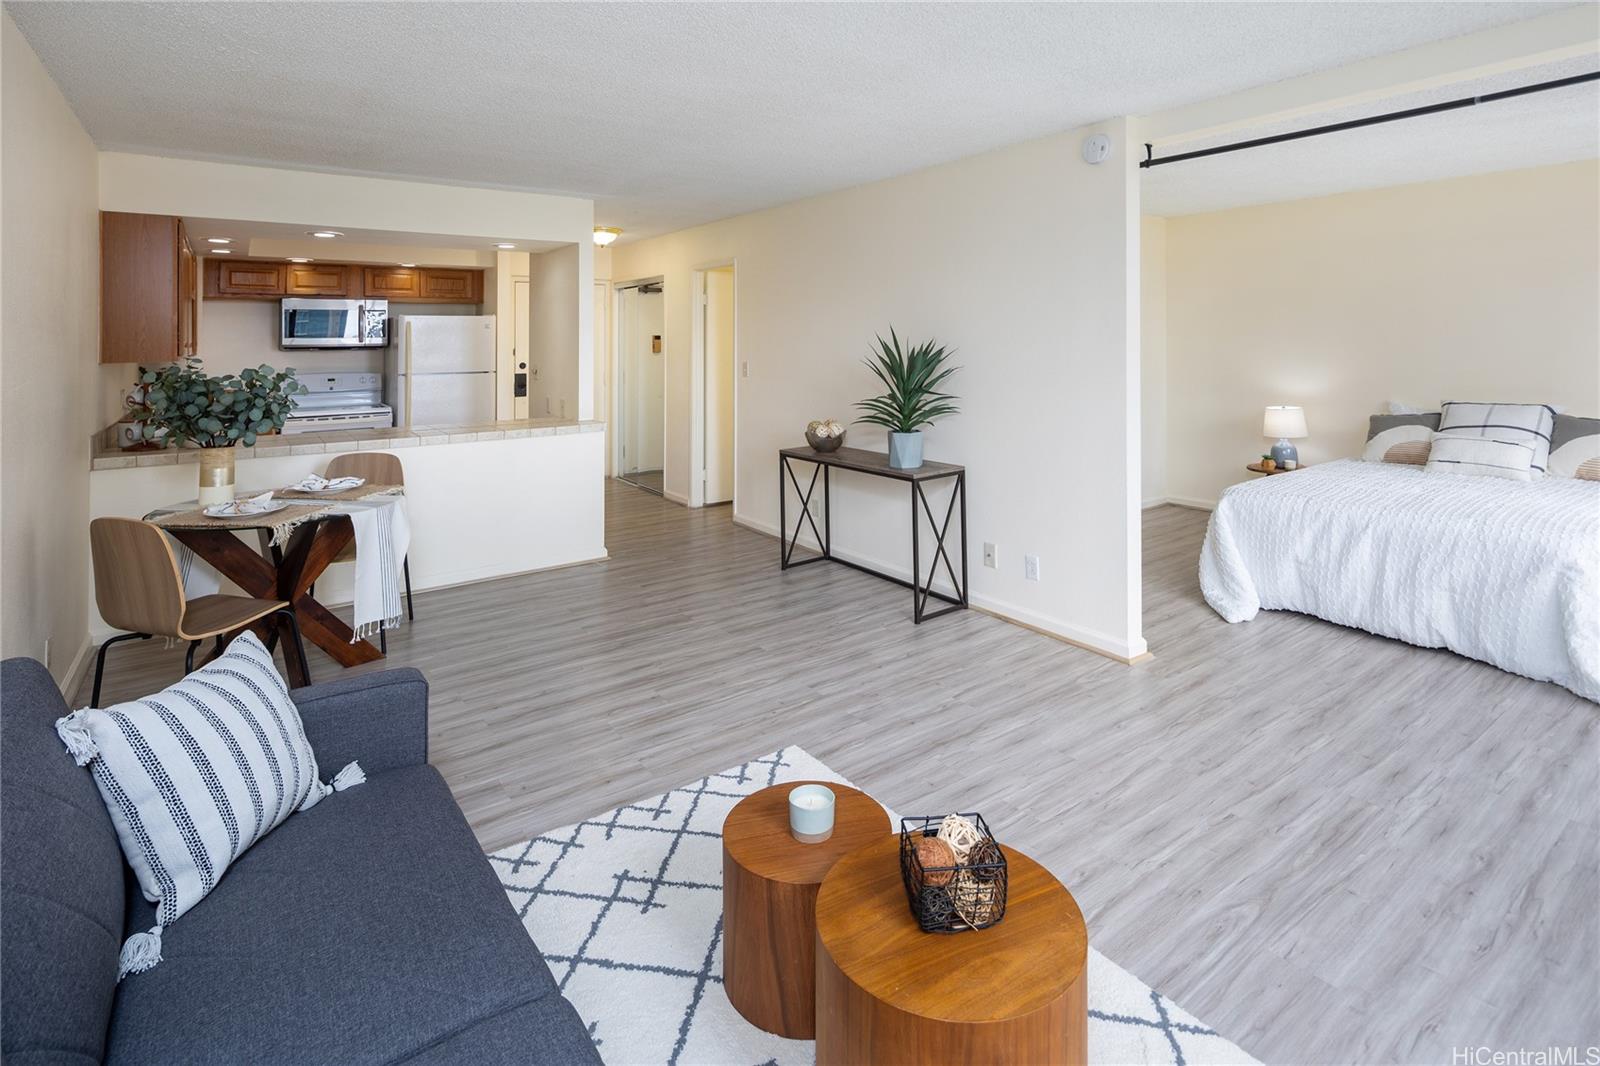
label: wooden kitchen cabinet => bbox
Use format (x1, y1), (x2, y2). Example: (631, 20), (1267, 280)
(284, 262), (351, 296)
(418, 268), (481, 302)
(209, 259), (287, 297)
(362, 266), (422, 300)
(101, 212), (199, 365)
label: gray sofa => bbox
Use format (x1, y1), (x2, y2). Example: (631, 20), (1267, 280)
(1, 658), (601, 1065)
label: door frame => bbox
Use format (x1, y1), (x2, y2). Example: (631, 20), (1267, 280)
(689, 259), (738, 509)
(610, 275), (666, 486)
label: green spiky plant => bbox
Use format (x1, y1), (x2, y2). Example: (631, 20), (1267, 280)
(852, 329), (960, 434)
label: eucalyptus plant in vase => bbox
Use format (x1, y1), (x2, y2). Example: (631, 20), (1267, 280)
(853, 329), (960, 469)
(129, 359), (307, 505)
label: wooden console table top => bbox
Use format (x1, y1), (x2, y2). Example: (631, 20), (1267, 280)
(779, 445), (964, 482)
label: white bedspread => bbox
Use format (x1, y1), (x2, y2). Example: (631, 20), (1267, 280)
(1199, 459), (1600, 703)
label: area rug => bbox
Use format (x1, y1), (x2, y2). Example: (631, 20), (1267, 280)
(491, 747), (1258, 1065)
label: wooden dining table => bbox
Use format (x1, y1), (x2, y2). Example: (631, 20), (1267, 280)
(146, 485), (403, 686)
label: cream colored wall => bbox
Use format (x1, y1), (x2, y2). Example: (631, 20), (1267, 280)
(0, 14), (100, 683)
(1164, 159), (1600, 507)
(1140, 217), (1168, 506)
(527, 244), (581, 419)
(612, 120), (1146, 659)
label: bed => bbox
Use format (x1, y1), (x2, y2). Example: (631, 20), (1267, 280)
(1199, 458), (1600, 703)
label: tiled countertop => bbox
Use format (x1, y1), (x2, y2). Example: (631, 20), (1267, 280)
(92, 418), (605, 470)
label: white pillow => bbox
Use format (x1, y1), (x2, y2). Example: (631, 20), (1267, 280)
(55, 631), (364, 979)
(1425, 434), (1537, 481)
(1436, 401), (1556, 475)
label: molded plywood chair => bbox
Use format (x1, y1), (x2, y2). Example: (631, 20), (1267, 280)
(89, 518), (310, 706)
(325, 452), (414, 625)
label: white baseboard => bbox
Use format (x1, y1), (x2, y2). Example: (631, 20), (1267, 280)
(1164, 495), (1217, 512)
(59, 636), (95, 701)
(1141, 496), (1168, 510)
(664, 489), (690, 506)
(730, 512), (1148, 663)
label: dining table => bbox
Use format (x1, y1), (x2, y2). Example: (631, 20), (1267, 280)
(145, 484), (404, 686)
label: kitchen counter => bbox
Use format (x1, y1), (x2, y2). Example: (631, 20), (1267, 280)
(88, 417), (608, 638)
(91, 417), (605, 470)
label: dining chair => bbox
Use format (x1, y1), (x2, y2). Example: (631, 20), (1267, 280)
(89, 518), (310, 707)
(324, 452), (415, 635)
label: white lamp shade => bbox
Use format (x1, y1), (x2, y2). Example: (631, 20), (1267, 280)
(1263, 405), (1307, 439)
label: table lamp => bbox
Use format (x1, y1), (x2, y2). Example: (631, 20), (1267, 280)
(1263, 405), (1308, 467)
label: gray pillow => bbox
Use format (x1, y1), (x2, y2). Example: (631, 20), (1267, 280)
(1363, 413), (1439, 465)
(1549, 414), (1600, 480)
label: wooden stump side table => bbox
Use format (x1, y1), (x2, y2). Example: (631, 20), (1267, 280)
(814, 835), (1089, 1065)
(721, 783), (890, 1039)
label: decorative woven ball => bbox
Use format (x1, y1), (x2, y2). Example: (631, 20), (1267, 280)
(918, 884), (960, 928)
(912, 836), (957, 886)
(937, 814), (982, 861)
(950, 869), (1002, 927)
(965, 837), (1004, 880)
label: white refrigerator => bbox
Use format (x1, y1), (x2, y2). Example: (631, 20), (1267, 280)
(385, 315), (497, 426)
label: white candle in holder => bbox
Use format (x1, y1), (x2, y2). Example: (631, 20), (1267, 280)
(788, 784), (836, 843)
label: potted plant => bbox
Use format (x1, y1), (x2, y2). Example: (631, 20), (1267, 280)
(130, 359), (306, 505)
(853, 329), (960, 470)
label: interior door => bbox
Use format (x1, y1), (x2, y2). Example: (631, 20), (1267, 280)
(703, 269), (735, 504)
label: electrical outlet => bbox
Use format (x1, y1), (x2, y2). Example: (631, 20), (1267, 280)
(1024, 554), (1041, 581)
(983, 542), (997, 569)
(545, 398), (551, 414)
(560, 398), (567, 417)
(741, 361), (750, 379)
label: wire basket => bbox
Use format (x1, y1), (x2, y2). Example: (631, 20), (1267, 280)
(898, 813), (1008, 933)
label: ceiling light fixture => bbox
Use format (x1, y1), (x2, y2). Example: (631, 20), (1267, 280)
(287, 257), (312, 263)
(212, 249), (232, 255)
(399, 263), (416, 268)
(495, 243), (516, 249)
(206, 237), (232, 245)
(308, 230), (343, 239)
(593, 227), (621, 247)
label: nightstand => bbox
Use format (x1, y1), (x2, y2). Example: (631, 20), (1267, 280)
(1246, 461), (1306, 476)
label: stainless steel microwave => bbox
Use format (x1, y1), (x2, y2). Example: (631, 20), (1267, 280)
(280, 298), (389, 349)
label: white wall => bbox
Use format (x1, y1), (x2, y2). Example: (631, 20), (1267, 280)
(1141, 217), (1168, 507)
(96, 153), (596, 419)
(527, 244), (581, 420)
(1164, 159), (1600, 507)
(612, 120), (1146, 659)
(1, 15), (101, 684)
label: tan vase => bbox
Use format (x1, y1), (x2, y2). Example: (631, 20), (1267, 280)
(197, 447), (237, 507)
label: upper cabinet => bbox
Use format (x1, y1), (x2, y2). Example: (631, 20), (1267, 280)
(200, 261), (484, 304)
(362, 266), (422, 300)
(284, 262), (351, 296)
(207, 259), (286, 298)
(101, 212), (198, 365)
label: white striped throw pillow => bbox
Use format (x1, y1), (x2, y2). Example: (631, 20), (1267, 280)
(1436, 401), (1556, 475)
(55, 631), (364, 979)
(1424, 434), (1537, 481)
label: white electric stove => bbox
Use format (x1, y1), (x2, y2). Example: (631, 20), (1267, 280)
(282, 372), (394, 434)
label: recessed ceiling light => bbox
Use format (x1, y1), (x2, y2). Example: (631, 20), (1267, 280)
(495, 243), (516, 249)
(593, 227), (622, 247)
(399, 263), (416, 268)
(308, 230), (343, 239)
(206, 237), (232, 245)
(212, 249), (232, 254)
(287, 257), (313, 263)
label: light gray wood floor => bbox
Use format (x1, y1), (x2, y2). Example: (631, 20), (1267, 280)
(79, 480), (1599, 1064)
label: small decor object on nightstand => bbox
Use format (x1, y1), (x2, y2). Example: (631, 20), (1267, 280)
(1263, 404), (1308, 468)
(805, 419), (846, 452)
(788, 784), (836, 843)
(899, 812), (1008, 932)
(1259, 454), (1276, 472)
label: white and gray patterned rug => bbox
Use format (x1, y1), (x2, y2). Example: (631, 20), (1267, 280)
(491, 747), (1257, 1065)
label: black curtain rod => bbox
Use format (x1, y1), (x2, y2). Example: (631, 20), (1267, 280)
(1140, 70), (1600, 169)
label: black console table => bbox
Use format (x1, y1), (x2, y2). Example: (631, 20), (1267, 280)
(778, 445), (967, 623)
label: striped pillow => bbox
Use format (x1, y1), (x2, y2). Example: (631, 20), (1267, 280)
(1363, 413), (1440, 465)
(1436, 401), (1556, 475)
(55, 631), (363, 979)
(1424, 434), (1537, 481)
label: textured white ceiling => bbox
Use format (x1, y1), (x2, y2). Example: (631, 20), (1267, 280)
(1143, 56), (1600, 216)
(4, 1), (1582, 239)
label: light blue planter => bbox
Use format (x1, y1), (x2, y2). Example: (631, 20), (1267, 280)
(888, 431), (924, 469)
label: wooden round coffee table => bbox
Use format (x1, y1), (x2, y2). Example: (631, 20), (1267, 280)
(814, 834), (1088, 1065)
(721, 783), (890, 1038)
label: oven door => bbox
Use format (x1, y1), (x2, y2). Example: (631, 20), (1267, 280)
(281, 298), (382, 349)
